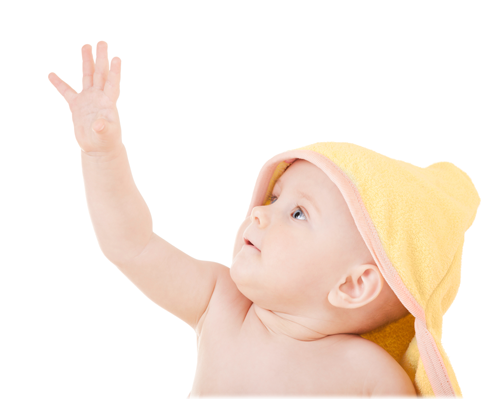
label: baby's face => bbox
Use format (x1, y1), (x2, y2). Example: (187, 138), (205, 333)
(231, 160), (374, 314)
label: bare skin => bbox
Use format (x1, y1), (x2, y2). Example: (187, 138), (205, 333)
(49, 42), (416, 397)
(190, 276), (415, 396)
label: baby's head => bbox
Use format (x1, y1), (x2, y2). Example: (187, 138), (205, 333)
(231, 159), (408, 335)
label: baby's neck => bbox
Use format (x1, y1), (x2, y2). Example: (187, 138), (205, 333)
(251, 303), (355, 343)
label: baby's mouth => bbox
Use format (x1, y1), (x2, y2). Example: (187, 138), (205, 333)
(244, 238), (260, 252)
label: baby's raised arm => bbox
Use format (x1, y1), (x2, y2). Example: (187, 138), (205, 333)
(49, 41), (225, 330)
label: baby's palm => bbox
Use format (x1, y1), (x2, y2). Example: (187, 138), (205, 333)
(49, 41), (122, 156)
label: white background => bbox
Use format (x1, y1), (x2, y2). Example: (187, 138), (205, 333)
(1, 1), (498, 398)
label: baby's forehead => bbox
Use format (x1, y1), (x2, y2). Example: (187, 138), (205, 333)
(275, 160), (347, 208)
(276, 160), (333, 191)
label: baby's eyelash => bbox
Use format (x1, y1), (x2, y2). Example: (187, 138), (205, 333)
(266, 194), (277, 203)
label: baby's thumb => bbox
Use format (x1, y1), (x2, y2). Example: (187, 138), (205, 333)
(91, 119), (108, 134)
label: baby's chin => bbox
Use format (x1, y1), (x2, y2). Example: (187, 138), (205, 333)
(230, 255), (260, 289)
(230, 254), (251, 279)
(228, 263), (254, 299)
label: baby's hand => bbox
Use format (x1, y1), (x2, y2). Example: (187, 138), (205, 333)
(49, 41), (123, 157)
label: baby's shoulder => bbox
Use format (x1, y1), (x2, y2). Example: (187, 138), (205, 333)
(195, 265), (252, 336)
(345, 336), (416, 396)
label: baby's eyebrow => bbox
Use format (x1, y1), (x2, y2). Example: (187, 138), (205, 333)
(274, 180), (321, 215)
(297, 189), (321, 215)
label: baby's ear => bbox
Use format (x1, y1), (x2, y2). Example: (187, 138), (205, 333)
(327, 265), (383, 309)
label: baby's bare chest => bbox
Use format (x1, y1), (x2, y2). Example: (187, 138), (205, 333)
(189, 308), (369, 397)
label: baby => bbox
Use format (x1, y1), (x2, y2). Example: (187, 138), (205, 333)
(49, 41), (417, 396)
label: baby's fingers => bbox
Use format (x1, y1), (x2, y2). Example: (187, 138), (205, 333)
(103, 57), (121, 103)
(82, 44), (95, 91)
(48, 72), (78, 105)
(93, 41), (109, 90)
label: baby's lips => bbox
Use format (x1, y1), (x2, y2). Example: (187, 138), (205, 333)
(284, 158), (296, 164)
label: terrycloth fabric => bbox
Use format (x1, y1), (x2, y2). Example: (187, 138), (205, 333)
(245, 142), (480, 397)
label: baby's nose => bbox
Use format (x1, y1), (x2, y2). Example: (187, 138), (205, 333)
(252, 205), (269, 225)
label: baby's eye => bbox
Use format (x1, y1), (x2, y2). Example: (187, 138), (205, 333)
(291, 208), (306, 220)
(266, 194), (306, 221)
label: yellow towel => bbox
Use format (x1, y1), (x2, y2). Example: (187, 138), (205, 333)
(245, 142), (480, 396)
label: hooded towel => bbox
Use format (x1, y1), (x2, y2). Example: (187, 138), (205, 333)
(245, 142), (480, 396)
